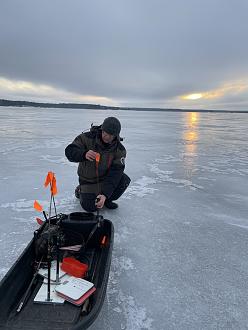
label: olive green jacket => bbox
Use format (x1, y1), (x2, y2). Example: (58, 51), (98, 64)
(65, 126), (126, 197)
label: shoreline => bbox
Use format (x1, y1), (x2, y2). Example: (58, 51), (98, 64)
(0, 99), (247, 113)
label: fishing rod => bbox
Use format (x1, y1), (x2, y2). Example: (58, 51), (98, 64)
(84, 153), (103, 248)
(16, 257), (43, 313)
(82, 153), (104, 281)
(95, 152), (100, 214)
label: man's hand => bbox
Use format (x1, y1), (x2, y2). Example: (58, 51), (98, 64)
(95, 194), (106, 208)
(85, 150), (98, 161)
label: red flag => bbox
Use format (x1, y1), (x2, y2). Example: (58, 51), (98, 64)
(36, 217), (44, 225)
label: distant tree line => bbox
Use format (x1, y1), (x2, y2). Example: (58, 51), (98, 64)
(0, 99), (178, 111)
(0, 99), (246, 113)
(0, 99), (120, 110)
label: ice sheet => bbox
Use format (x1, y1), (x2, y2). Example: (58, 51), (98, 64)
(1, 107), (248, 329)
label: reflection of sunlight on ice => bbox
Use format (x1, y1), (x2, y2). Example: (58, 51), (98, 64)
(182, 112), (199, 179)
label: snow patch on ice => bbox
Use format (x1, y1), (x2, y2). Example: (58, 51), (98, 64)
(211, 213), (245, 222)
(0, 194), (77, 213)
(154, 155), (180, 163)
(209, 213), (248, 229)
(198, 176), (216, 181)
(123, 176), (158, 199)
(124, 155), (203, 200)
(229, 223), (248, 230)
(113, 306), (122, 313)
(56, 194), (79, 212)
(43, 141), (65, 149)
(222, 193), (248, 204)
(107, 232), (153, 329)
(0, 198), (42, 212)
(114, 227), (132, 244)
(201, 164), (247, 176)
(107, 276), (153, 329)
(14, 216), (36, 224)
(149, 159), (203, 190)
(112, 256), (135, 277)
(106, 236), (153, 329)
(41, 155), (76, 166)
(0, 145), (23, 155)
(117, 290), (153, 330)
(0, 140), (65, 155)
(0, 267), (9, 279)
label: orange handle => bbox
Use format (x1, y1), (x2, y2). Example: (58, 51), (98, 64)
(95, 153), (100, 163)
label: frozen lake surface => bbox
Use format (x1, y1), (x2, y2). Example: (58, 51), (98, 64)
(0, 107), (248, 329)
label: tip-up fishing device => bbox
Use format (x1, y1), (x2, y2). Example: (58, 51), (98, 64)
(17, 171), (59, 312)
(17, 160), (107, 313)
(43, 171), (59, 302)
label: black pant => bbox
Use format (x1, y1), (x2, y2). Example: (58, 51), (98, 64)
(80, 173), (131, 212)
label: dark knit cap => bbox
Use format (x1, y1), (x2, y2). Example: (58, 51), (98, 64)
(102, 117), (121, 136)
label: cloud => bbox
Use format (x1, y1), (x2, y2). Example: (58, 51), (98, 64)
(0, 77), (116, 105)
(0, 0), (248, 109)
(178, 79), (248, 109)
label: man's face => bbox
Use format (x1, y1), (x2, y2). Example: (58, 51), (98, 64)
(102, 130), (115, 144)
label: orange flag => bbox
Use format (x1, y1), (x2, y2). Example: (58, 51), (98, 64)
(44, 171), (53, 187)
(44, 171), (58, 196)
(51, 175), (58, 196)
(34, 200), (43, 212)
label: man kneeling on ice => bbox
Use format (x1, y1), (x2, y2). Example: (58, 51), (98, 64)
(65, 117), (131, 212)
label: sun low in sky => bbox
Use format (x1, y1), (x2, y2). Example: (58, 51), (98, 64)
(178, 80), (248, 109)
(182, 94), (203, 100)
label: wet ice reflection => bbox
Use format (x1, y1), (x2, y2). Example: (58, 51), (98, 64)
(182, 112), (200, 179)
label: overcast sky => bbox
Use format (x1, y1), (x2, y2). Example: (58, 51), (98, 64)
(1, 0), (248, 110)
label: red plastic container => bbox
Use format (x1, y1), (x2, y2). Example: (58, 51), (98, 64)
(61, 257), (88, 278)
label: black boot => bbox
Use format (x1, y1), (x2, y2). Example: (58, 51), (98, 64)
(75, 185), (81, 199)
(105, 200), (118, 209)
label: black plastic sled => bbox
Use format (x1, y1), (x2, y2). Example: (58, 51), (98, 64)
(0, 212), (114, 330)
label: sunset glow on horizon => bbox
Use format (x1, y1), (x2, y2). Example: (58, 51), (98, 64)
(180, 80), (248, 107)
(182, 93), (203, 100)
(0, 77), (117, 106)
